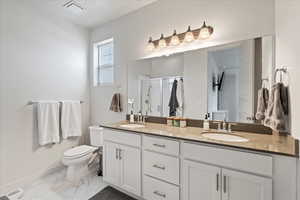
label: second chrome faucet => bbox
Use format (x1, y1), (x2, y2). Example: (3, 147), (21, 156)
(214, 120), (236, 133)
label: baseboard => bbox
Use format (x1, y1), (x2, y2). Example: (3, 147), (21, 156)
(0, 162), (64, 196)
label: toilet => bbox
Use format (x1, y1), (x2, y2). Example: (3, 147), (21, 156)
(62, 126), (103, 184)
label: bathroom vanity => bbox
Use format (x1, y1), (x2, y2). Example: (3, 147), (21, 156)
(101, 121), (298, 200)
(101, 34), (298, 200)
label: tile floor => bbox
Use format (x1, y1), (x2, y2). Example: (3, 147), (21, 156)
(21, 167), (107, 200)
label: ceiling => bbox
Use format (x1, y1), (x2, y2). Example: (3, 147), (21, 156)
(28, 0), (158, 29)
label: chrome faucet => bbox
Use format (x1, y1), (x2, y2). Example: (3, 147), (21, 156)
(222, 119), (227, 131)
(214, 120), (236, 133)
(137, 111), (147, 124)
(137, 111), (142, 124)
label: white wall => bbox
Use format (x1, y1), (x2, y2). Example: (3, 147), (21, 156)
(275, 2), (300, 198)
(0, 0), (5, 190)
(90, 0), (275, 124)
(184, 49), (208, 119)
(0, 0), (89, 193)
(275, 0), (300, 140)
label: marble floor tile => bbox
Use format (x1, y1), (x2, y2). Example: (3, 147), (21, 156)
(22, 167), (107, 200)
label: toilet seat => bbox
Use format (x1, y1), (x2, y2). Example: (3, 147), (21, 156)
(64, 145), (96, 159)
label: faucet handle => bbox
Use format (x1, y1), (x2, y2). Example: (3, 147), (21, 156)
(213, 121), (222, 131)
(222, 120), (227, 130)
(228, 123), (237, 133)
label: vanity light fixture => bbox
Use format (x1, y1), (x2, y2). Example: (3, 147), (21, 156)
(147, 37), (155, 51)
(158, 34), (167, 48)
(184, 26), (195, 43)
(146, 22), (214, 51)
(198, 21), (214, 40)
(170, 30), (180, 46)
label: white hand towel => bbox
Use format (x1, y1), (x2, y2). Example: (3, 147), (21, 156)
(37, 101), (60, 146)
(264, 83), (288, 132)
(61, 101), (82, 139)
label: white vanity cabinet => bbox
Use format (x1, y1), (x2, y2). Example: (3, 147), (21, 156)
(103, 141), (120, 186)
(182, 142), (272, 200)
(221, 169), (272, 200)
(183, 160), (221, 200)
(143, 136), (181, 200)
(183, 160), (272, 200)
(102, 128), (297, 200)
(103, 129), (141, 196)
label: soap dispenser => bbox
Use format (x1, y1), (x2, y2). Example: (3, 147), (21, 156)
(203, 113), (210, 131)
(129, 110), (135, 123)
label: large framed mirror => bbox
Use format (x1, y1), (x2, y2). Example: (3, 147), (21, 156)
(127, 36), (274, 124)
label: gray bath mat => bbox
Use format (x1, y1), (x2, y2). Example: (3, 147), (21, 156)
(89, 186), (137, 200)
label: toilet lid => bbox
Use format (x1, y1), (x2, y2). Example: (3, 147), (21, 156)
(64, 145), (96, 158)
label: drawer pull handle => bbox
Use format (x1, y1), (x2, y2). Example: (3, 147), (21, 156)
(223, 175), (227, 193)
(153, 164), (166, 170)
(153, 144), (166, 148)
(216, 173), (219, 191)
(115, 149), (119, 160)
(153, 190), (166, 198)
(118, 149), (122, 160)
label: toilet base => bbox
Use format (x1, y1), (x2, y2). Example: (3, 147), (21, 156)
(65, 162), (89, 186)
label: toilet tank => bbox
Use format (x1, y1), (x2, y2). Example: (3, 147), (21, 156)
(89, 126), (103, 147)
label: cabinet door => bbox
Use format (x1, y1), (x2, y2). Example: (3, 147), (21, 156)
(103, 142), (120, 186)
(119, 145), (141, 196)
(222, 169), (272, 200)
(183, 160), (221, 200)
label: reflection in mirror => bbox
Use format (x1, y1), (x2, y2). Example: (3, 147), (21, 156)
(127, 36), (274, 124)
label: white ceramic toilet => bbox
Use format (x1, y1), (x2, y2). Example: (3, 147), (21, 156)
(62, 126), (103, 184)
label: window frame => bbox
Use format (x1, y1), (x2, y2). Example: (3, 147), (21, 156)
(93, 38), (114, 87)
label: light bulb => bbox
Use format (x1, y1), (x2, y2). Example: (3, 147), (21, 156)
(170, 30), (180, 46)
(184, 26), (195, 43)
(146, 37), (155, 51)
(198, 21), (214, 40)
(158, 34), (167, 48)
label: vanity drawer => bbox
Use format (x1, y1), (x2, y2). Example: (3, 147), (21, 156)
(103, 129), (141, 147)
(143, 175), (179, 200)
(143, 151), (179, 185)
(182, 142), (273, 177)
(143, 135), (179, 156)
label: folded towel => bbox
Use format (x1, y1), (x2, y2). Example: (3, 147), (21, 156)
(61, 101), (82, 139)
(110, 93), (122, 112)
(37, 101), (60, 146)
(176, 79), (184, 117)
(168, 80), (179, 116)
(255, 88), (269, 120)
(264, 83), (289, 132)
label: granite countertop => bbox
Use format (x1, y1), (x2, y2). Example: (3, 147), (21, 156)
(101, 121), (299, 157)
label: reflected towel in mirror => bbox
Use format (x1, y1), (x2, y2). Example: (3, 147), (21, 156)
(255, 88), (269, 120)
(168, 80), (179, 116)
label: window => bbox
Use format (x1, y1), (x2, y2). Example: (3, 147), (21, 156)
(93, 38), (114, 86)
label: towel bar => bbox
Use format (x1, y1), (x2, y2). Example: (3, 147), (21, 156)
(27, 101), (84, 105)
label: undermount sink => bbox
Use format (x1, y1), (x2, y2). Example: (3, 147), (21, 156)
(202, 132), (249, 143)
(120, 124), (145, 129)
